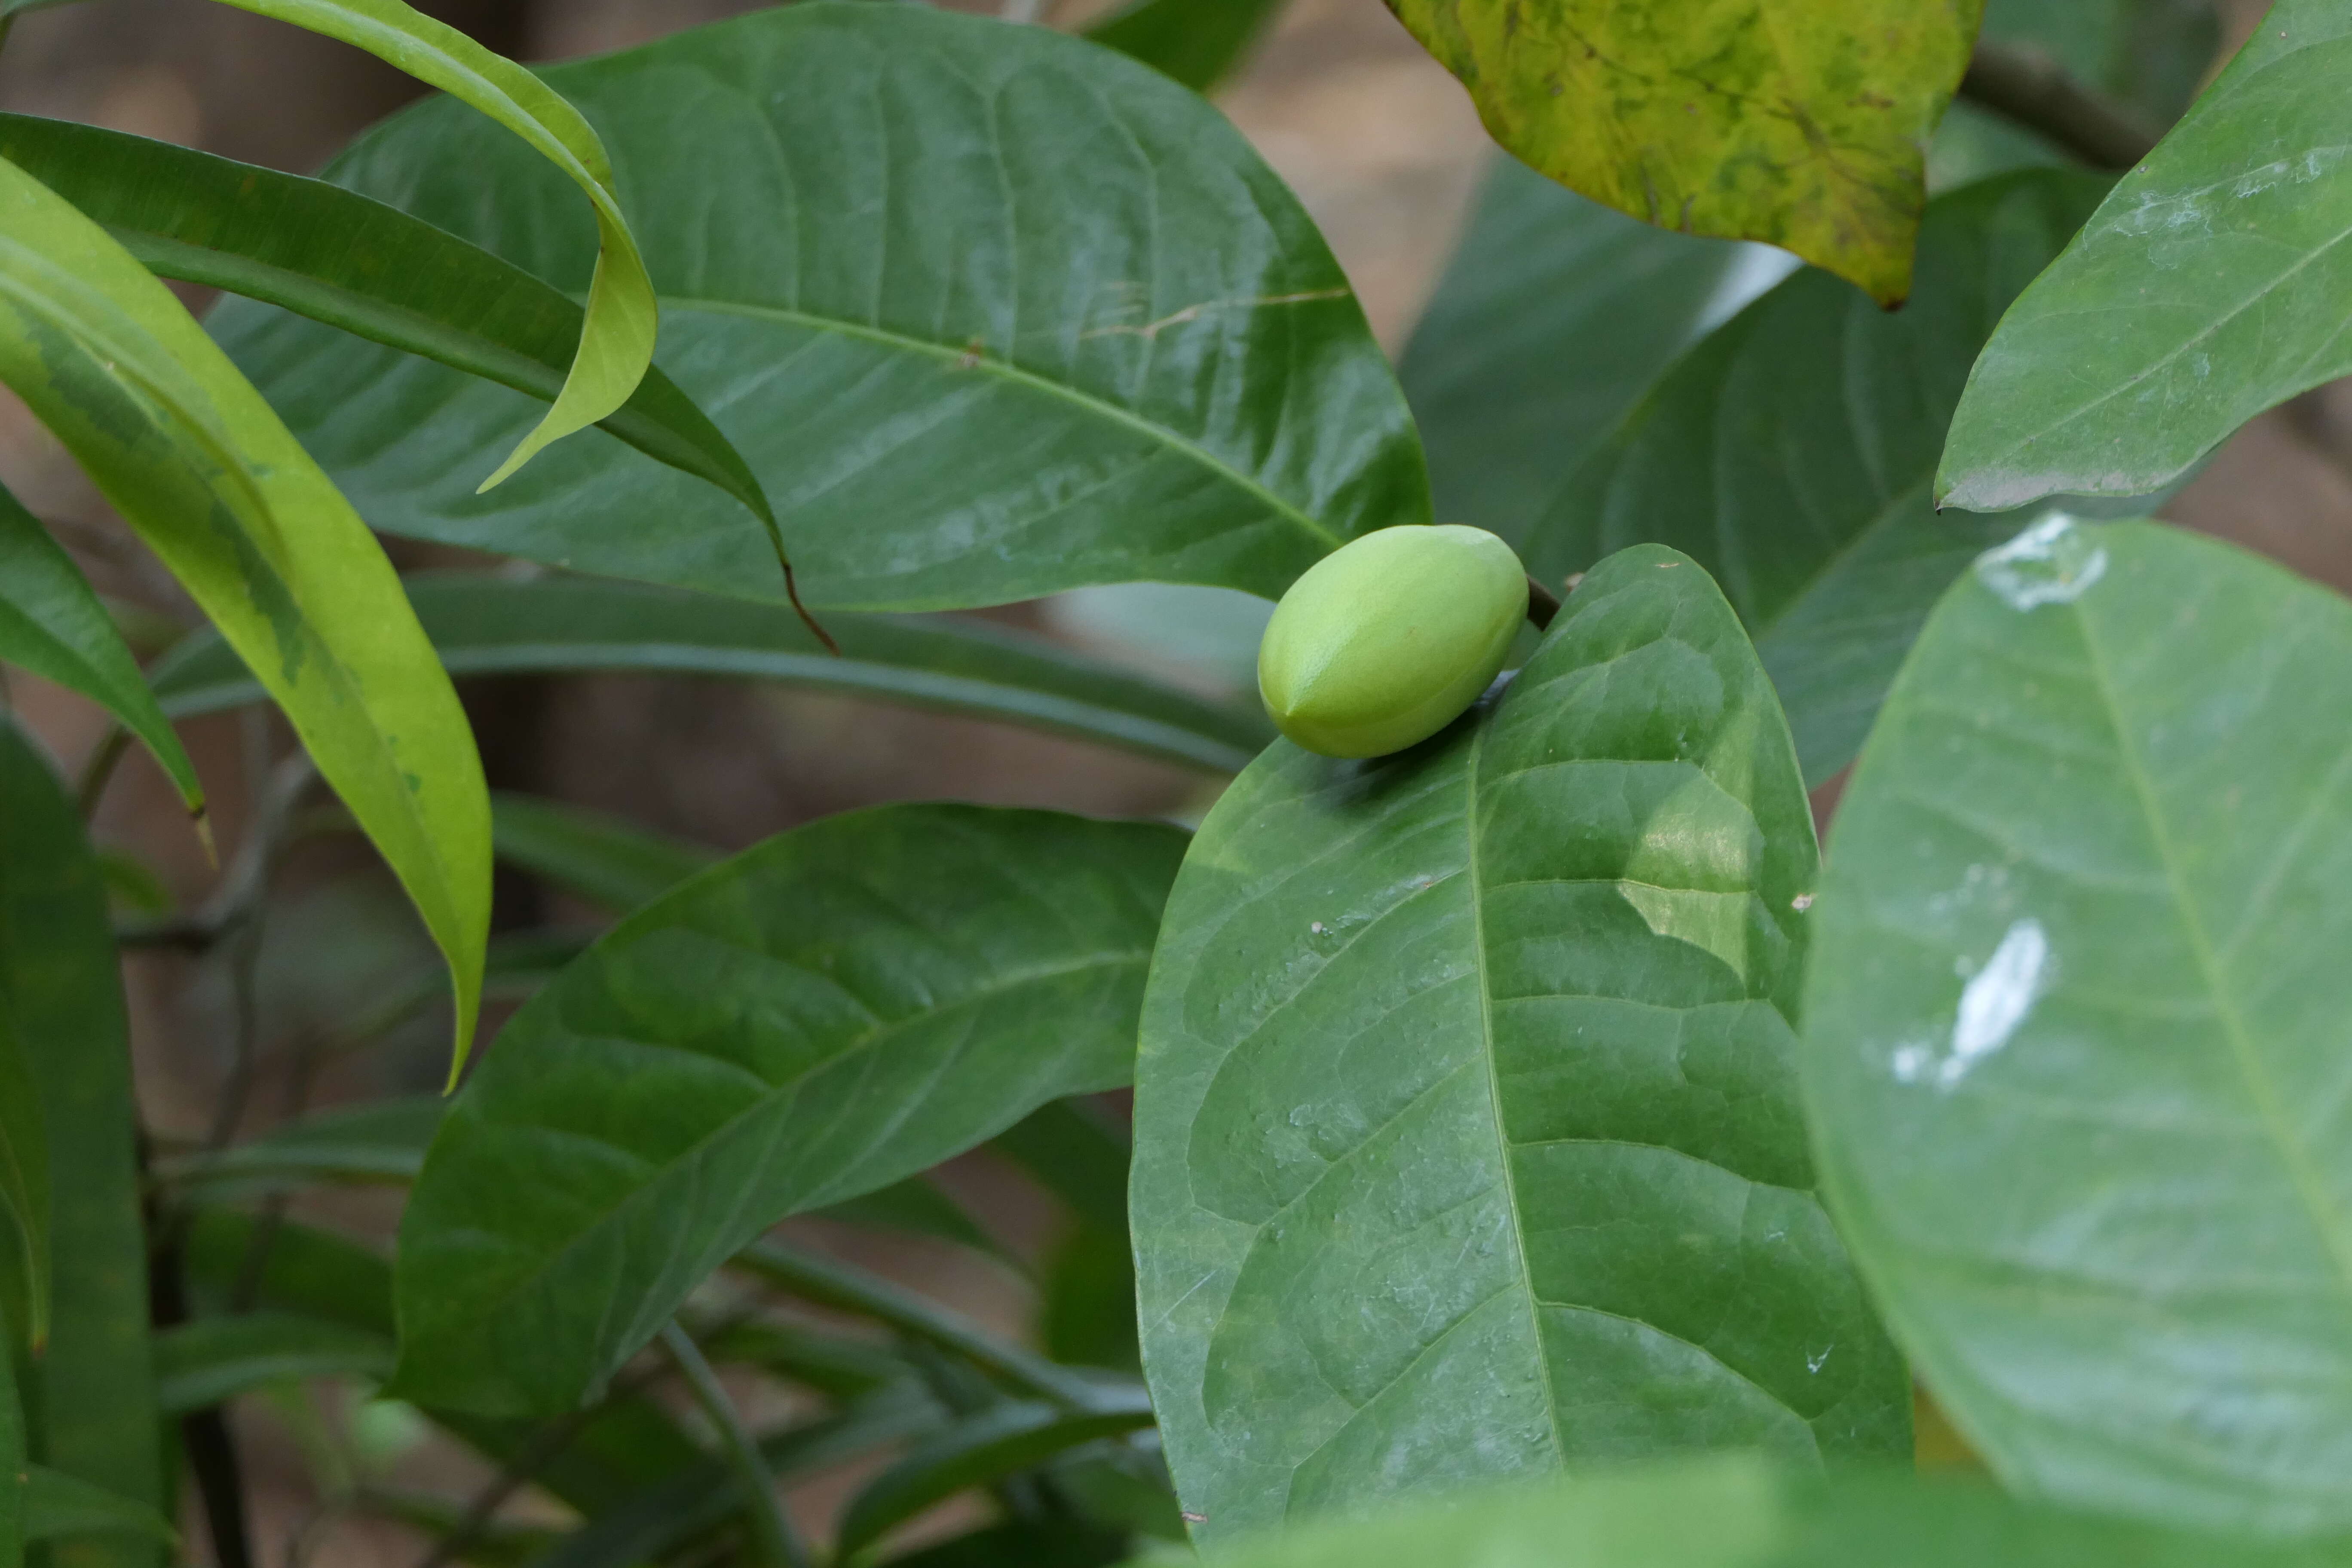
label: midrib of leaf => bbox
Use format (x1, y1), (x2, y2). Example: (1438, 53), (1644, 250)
(452, 944), (1153, 1338)
(663, 294), (1347, 552)
(2071, 599), (2352, 1302)
(1463, 717), (1571, 1471)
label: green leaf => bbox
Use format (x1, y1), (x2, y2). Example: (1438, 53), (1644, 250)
(0, 153), (491, 1072)
(1802, 516), (2352, 1534)
(0, 998), (45, 1357)
(835, 1397), (1156, 1563)
(0, 723), (162, 1568)
(1084, 0), (1283, 92)
(21, 1470), (175, 1548)
(214, 3), (1423, 612)
(1937, 1), (2352, 511)
(395, 803), (1189, 1416)
(1399, 156), (1794, 550)
(1159, 1455), (2352, 1568)
(1132, 546), (1907, 1543)
(0, 478), (199, 812)
(812, 1176), (1014, 1270)
(1525, 171), (2111, 786)
(0, 112), (768, 537)
(880, 1522), (1128, 1568)
(154, 1096), (443, 1194)
(0, 1304), (19, 1568)
(992, 1100), (1130, 1236)
(153, 1312), (393, 1415)
(201, 0), (655, 488)
(487, 792), (714, 917)
(1383, 0), (1982, 305)
(153, 573), (1274, 776)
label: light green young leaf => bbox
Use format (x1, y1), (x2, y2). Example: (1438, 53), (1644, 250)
(0, 113), (766, 541)
(1805, 518), (2352, 1535)
(1384, 0), (1984, 305)
(1133, 547), (1906, 1544)
(1164, 1454), (2352, 1568)
(153, 1313), (394, 1415)
(203, 0), (655, 489)
(1939, 1), (2352, 511)
(395, 804), (1188, 1416)
(0, 723), (163, 1568)
(0, 480), (199, 813)
(1525, 171), (2110, 785)
(0, 154), (490, 1074)
(1084, 0), (1283, 92)
(213, 3), (1424, 612)
(151, 573), (1274, 776)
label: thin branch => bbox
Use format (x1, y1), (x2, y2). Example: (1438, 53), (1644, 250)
(1525, 576), (1560, 631)
(661, 1323), (812, 1568)
(115, 751), (316, 951)
(1958, 39), (2162, 171)
(410, 1405), (602, 1568)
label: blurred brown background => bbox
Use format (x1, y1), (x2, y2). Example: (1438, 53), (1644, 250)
(0, 0), (2342, 1561)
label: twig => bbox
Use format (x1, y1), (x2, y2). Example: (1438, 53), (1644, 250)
(147, 1222), (256, 1568)
(661, 1323), (812, 1568)
(1525, 576), (1560, 631)
(411, 1406), (601, 1568)
(1958, 39), (2162, 170)
(115, 751), (315, 951)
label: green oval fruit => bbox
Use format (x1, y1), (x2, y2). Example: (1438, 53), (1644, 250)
(1258, 524), (1527, 759)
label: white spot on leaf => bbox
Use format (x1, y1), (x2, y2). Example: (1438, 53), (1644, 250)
(1975, 513), (2108, 611)
(1890, 918), (2052, 1090)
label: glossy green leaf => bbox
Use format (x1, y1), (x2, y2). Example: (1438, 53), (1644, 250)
(0, 723), (162, 1568)
(20, 1470), (175, 1548)
(155, 1096), (441, 1193)
(1938, 1), (2352, 510)
(1384, 0), (1982, 305)
(202, 0), (654, 487)
(1399, 155), (1794, 549)
(1084, 0), (1283, 92)
(0, 113), (768, 536)
(0, 479), (198, 812)
(1161, 1455), (2352, 1568)
(835, 1396), (1156, 1563)
(487, 791), (713, 916)
(1803, 517), (2352, 1534)
(396, 803), (1188, 1415)
(1525, 171), (2110, 786)
(153, 1312), (392, 1415)
(535, 1388), (943, 1568)
(0, 153), (490, 1070)
(181, 1210), (706, 1510)
(153, 573), (1273, 776)
(1133, 545), (1907, 1542)
(214, 3), (1423, 612)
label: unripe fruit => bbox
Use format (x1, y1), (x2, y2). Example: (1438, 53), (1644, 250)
(1258, 524), (1528, 759)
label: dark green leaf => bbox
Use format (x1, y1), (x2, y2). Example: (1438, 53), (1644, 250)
(155, 1097), (442, 1194)
(0, 996), (44, 1356)
(0, 1302), (19, 1568)
(1525, 171), (2110, 785)
(1803, 517), (2352, 1534)
(1133, 546), (1906, 1543)
(0, 478), (198, 812)
(202, 0), (655, 487)
(21, 1470), (175, 1548)
(153, 1312), (393, 1415)
(992, 1099), (1130, 1235)
(215, 3), (1423, 612)
(1939, 1), (2352, 511)
(0, 153), (491, 1072)
(153, 573), (1274, 776)
(1084, 0), (1283, 93)
(812, 1176), (1014, 1270)
(0, 723), (162, 1568)
(0, 113), (770, 533)
(879, 1521), (1127, 1568)
(1039, 1221), (1139, 1373)
(534, 1387), (943, 1568)
(835, 1396), (1156, 1563)
(1399, 156), (1792, 550)
(1161, 1455), (2352, 1568)
(1383, 0), (1978, 304)
(487, 791), (714, 916)
(395, 804), (1188, 1415)
(695, 1321), (910, 1402)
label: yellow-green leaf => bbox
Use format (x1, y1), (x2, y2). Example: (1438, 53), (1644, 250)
(1384, 0), (1985, 305)
(0, 154), (490, 1074)
(207, 0), (656, 490)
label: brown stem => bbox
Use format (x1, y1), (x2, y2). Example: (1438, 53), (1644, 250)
(1525, 576), (1560, 631)
(1958, 39), (2161, 171)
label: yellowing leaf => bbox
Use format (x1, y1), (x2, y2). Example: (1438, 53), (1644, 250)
(1385, 0), (1985, 304)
